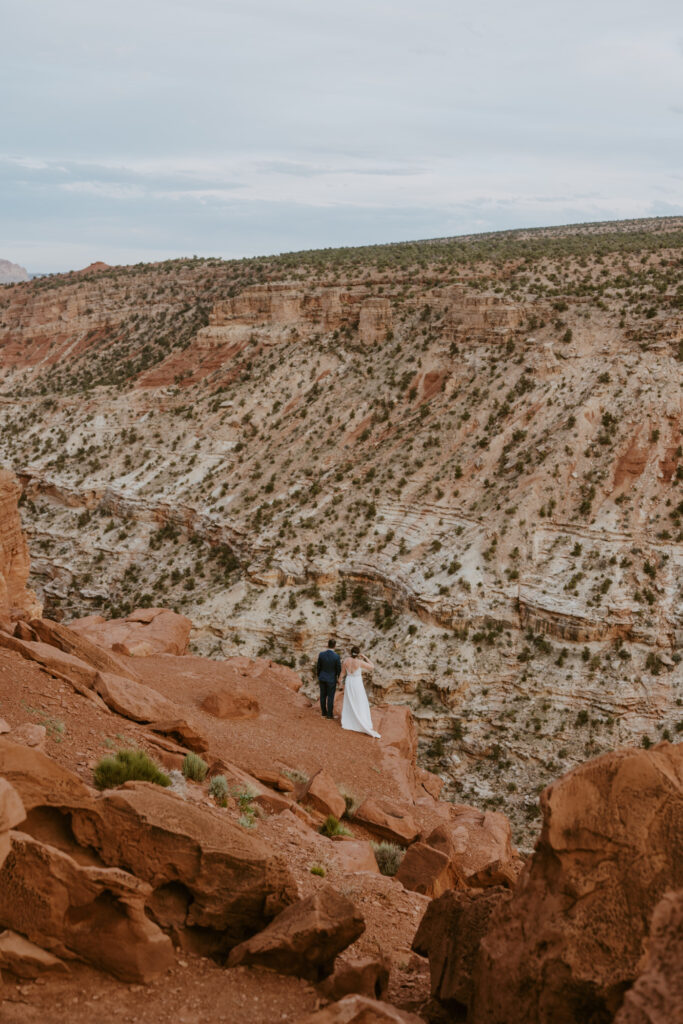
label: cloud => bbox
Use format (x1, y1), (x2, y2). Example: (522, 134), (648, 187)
(1, 0), (682, 271)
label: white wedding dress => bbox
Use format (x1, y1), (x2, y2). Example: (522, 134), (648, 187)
(342, 665), (381, 738)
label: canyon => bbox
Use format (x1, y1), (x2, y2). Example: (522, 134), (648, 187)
(0, 219), (682, 846)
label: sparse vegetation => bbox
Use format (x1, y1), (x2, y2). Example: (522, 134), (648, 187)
(208, 773), (229, 806)
(371, 841), (405, 876)
(93, 749), (171, 790)
(182, 752), (209, 781)
(319, 814), (352, 838)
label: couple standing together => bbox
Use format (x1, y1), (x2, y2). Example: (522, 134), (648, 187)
(316, 639), (381, 739)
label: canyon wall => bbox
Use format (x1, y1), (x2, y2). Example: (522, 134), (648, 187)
(0, 469), (41, 622)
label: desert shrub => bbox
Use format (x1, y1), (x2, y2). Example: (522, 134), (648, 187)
(282, 768), (309, 786)
(371, 841), (405, 876)
(232, 787), (258, 827)
(310, 864), (326, 877)
(182, 752), (208, 781)
(93, 749), (170, 790)
(208, 774), (228, 806)
(320, 814), (352, 838)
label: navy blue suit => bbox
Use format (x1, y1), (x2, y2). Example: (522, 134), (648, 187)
(316, 648), (342, 718)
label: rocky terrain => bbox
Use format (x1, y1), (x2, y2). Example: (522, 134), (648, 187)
(0, 218), (682, 845)
(0, 466), (681, 1024)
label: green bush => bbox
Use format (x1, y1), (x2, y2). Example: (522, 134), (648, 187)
(93, 749), (170, 790)
(182, 752), (208, 781)
(371, 841), (405, 876)
(232, 787), (258, 827)
(319, 814), (352, 838)
(208, 774), (228, 806)
(310, 864), (326, 877)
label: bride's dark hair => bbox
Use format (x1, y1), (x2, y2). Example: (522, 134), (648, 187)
(350, 645), (360, 657)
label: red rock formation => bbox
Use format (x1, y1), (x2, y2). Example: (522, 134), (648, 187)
(95, 671), (179, 722)
(227, 885), (365, 980)
(425, 807), (522, 889)
(0, 469), (41, 623)
(469, 742), (683, 1024)
(0, 831), (174, 982)
(0, 777), (25, 867)
(69, 607), (192, 657)
(303, 769), (346, 820)
(413, 887), (512, 1018)
(0, 931), (69, 978)
(353, 797), (420, 846)
(318, 956), (390, 1002)
(201, 688), (259, 719)
(29, 617), (140, 682)
(70, 781), (297, 949)
(614, 889), (683, 1024)
(395, 840), (463, 897)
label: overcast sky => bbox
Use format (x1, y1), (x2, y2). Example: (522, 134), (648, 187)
(2, 0), (682, 272)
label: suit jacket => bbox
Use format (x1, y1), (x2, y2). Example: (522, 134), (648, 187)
(316, 648), (342, 685)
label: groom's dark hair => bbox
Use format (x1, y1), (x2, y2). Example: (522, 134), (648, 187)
(328, 638), (336, 648)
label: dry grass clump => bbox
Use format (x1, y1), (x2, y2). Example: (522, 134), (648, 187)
(93, 749), (170, 790)
(208, 774), (228, 806)
(371, 841), (405, 876)
(320, 814), (352, 838)
(182, 751), (208, 781)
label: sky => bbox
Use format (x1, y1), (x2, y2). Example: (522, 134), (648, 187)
(1, 0), (682, 273)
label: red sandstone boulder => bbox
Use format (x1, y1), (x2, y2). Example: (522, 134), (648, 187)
(0, 831), (173, 982)
(614, 889), (683, 1024)
(395, 841), (463, 897)
(0, 930), (69, 978)
(354, 797), (420, 846)
(333, 840), (380, 874)
(148, 717), (209, 753)
(227, 885), (365, 980)
(470, 743), (683, 1024)
(303, 769), (346, 820)
(95, 672), (179, 723)
(201, 688), (259, 720)
(70, 781), (297, 948)
(412, 887), (512, 1017)
(30, 618), (141, 682)
(0, 738), (92, 812)
(416, 767), (444, 800)
(252, 769), (295, 793)
(70, 607), (191, 657)
(318, 956), (390, 1001)
(426, 805), (522, 888)
(0, 778), (25, 866)
(303, 994), (424, 1023)
(8, 722), (46, 751)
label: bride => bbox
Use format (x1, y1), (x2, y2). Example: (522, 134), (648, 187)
(340, 646), (381, 739)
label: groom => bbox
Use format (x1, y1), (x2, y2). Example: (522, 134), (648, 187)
(316, 638), (342, 720)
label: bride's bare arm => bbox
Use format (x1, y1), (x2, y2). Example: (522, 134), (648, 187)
(359, 656), (374, 670)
